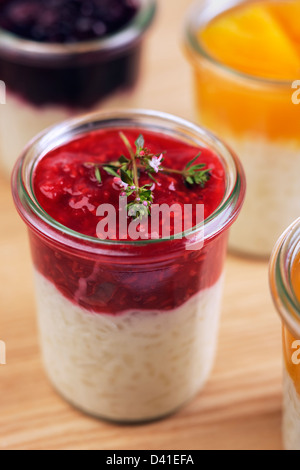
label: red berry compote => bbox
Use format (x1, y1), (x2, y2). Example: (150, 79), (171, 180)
(12, 110), (245, 422)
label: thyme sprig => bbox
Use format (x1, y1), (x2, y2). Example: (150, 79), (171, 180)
(89, 133), (212, 219)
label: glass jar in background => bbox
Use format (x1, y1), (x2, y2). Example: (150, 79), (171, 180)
(270, 218), (300, 450)
(12, 109), (245, 423)
(184, 0), (300, 258)
(0, 0), (156, 177)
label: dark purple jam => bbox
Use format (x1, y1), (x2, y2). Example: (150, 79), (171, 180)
(0, 0), (154, 109)
(0, 0), (139, 43)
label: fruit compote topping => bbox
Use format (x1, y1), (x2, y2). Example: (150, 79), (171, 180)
(34, 129), (225, 239)
(199, 0), (300, 81)
(0, 0), (139, 43)
(31, 128), (227, 314)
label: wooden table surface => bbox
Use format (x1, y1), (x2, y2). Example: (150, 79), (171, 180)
(0, 0), (284, 450)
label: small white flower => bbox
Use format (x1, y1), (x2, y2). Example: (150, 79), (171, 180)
(149, 154), (163, 173)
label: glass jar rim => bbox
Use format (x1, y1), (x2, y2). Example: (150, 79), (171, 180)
(184, 0), (295, 88)
(12, 108), (245, 258)
(270, 218), (300, 337)
(0, 0), (156, 64)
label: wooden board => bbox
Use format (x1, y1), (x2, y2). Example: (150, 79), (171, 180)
(0, 0), (284, 450)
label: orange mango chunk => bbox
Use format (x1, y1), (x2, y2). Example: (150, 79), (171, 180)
(268, 1), (300, 47)
(199, 3), (300, 80)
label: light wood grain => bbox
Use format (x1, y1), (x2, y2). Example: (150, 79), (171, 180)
(0, 0), (284, 450)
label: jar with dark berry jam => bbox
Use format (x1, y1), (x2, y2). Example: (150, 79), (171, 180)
(0, 0), (156, 176)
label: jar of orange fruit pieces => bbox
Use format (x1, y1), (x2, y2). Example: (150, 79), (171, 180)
(184, 0), (300, 258)
(270, 218), (300, 450)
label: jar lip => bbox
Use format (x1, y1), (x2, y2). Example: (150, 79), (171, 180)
(184, 0), (294, 88)
(12, 108), (245, 255)
(270, 218), (300, 337)
(0, 0), (156, 62)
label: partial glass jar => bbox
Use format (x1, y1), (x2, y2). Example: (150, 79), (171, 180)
(184, 0), (300, 258)
(12, 109), (245, 423)
(270, 218), (300, 450)
(0, 0), (156, 177)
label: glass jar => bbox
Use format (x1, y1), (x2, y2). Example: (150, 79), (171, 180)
(270, 218), (300, 450)
(0, 0), (156, 177)
(12, 109), (245, 423)
(184, 0), (300, 258)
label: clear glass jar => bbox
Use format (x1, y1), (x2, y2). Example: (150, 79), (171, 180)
(12, 109), (245, 423)
(0, 0), (156, 177)
(184, 0), (300, 258)
(270, 218), (300, 450)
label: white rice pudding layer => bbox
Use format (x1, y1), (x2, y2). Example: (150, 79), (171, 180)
(0, 90), (140, 178)
(34, 270), (224, 422)
(283, 369), (300, 451)
(223, 134), (300, 258)
(0, 93), (70, 177)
